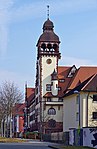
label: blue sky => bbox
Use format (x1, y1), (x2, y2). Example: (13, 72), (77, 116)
(0, 0), (97, 95)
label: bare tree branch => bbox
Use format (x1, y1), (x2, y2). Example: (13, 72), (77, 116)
(0, 81), (23, 128)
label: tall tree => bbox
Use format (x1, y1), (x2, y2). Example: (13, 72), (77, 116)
(0, 81), (23, 137)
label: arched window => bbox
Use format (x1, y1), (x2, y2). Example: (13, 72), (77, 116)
(47, 43), (52, 49)
(48, 119), (56, 127)
(53, 44), (58, 50)
(48, 108), (56, 115)
(41, 43), (46, 50)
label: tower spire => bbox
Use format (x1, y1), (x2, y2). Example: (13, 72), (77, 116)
(47, 5), (49, 19)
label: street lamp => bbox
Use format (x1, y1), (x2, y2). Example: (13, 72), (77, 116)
(74, 90), (80, 127)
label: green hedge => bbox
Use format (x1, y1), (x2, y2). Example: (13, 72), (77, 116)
(24, 131), (39, 139)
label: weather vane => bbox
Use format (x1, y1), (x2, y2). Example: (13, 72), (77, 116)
(47, 5), (49, 19)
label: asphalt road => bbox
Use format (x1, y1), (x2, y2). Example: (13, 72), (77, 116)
(0, 142), (55, 149)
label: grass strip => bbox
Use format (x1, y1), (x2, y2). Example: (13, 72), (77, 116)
(0, 137), (26, 143)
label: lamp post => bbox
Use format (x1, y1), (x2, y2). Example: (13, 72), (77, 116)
(74, 90), (80, 127)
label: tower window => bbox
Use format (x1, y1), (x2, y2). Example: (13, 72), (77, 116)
(56, 84), (58, 88)
(41, 43), (46, 50)
(48, 108), (56, 115)
(46, 84), (51, 91)
(47, 43), (52, 49)
(53, 44), (58, 50)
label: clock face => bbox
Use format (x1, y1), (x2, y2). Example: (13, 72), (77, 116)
(46, 58), (52, 64)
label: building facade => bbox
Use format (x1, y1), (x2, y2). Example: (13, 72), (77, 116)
(13, 103), (25, 137)
(63, 67), (97, 132)
(24, 18), (97, 136)
(34, 18), (63, 134)
(24, 85), (35, 132)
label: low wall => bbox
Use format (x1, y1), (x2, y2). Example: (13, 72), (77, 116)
(43, 132), (69, 145)
(69, 127), (97, 148)
(51, 132), (63, 143)
(83, 127), (97, 148)
(42, 127), (97, 148)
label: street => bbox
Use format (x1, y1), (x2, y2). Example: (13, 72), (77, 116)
(0, 141), (57, 149)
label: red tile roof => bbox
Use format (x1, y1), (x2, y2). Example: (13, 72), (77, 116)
(43, 66), (97, 98)
(63, 75), (94, 97)
(58, 66), (77, 97)
(62, 66), (97, 97)
(26, 88), (35, 99)
(82, 74), (97, 91)
(69, 66), (97, 90)
(44, 65), (77, 98)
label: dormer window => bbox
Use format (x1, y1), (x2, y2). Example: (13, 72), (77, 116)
(68, 65), (77, 78)
(68, 72), (73, 78)
(59, 79), (65, 82)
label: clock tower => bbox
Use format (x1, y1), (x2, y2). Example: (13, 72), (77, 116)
(35, 14), (62, 135)
(36, 18), (61, 95)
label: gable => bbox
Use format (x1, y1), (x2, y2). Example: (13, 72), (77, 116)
(58, 65), (77, 97)
(69, 67), (97, 90)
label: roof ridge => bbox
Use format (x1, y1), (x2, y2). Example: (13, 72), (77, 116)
(79, 66), (97, 68)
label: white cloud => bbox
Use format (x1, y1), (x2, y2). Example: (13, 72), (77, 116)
(59, 56), (94, 67)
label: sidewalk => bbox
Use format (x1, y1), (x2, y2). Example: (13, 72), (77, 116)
(17, 138), (64, 148)
(48, 145), (60, 149)
(48, 143), (63, 149)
